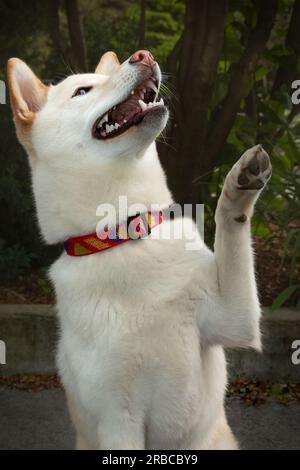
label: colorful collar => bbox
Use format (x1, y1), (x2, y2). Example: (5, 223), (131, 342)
(64, 211), (163, 257)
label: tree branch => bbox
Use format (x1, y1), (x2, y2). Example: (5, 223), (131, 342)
(204, 0), (278, 173)
(272, 0), (300, 96)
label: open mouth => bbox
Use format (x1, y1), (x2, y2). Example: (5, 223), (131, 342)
(92, 77), (164, 140)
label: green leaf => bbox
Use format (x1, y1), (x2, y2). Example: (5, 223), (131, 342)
(271, 285), (299, 311)
(255, 66), (268, 81)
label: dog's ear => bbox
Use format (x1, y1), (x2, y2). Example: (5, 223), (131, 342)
(95, 51), (120, 75)
(7, 58), (48, 127)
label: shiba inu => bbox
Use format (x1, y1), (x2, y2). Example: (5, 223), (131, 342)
(8, 49), (271, 450)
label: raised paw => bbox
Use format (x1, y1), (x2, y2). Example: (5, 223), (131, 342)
(217, 145), (272, 222)
(236, 144), (272, 191)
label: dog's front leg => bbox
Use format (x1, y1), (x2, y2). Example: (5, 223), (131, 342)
(201, 145), (272, 349)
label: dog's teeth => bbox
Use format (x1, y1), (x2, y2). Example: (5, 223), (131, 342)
(113, 106), (116, 111)
(114, 123), (120, 129)
(131, 90), (134, 95)
(138, 99), (147, 112)
(148, 81), (158, 93)
(123, 119), (127, 123)
(140, 92), (144, 100)
(99, 113), (108, 126)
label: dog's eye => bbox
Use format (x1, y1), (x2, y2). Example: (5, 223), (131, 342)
(72, 86), (92, 98)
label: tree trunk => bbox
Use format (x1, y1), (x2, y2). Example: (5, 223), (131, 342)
(161, 0), (278, 206)
(160, 0), (228, 205)
(47, 0), (76, 71)
(48, 0), (88, 73)
(65, 0), (88, 72)
(138, 0), (146, 49)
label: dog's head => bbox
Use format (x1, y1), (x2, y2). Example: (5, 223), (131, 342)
(7, 51), (171, 243)
(8, 50), (168, 165)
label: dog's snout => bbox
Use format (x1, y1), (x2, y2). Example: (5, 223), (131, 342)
(129, 50), (155, 67)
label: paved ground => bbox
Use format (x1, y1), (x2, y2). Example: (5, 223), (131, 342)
(0, 388), (299, 450)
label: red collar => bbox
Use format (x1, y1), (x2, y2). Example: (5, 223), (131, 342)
(64, 211), (163, 256)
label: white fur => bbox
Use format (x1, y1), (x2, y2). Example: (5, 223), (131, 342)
(9, 54), (271, 450)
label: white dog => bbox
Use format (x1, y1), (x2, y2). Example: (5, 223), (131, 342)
(8, 50), (271, 450)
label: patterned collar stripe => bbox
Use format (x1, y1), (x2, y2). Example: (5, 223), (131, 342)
(64, 211), (163, 257)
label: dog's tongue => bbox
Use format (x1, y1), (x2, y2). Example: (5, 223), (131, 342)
(110, 94), (141, 125)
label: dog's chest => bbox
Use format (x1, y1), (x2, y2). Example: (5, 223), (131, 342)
(51, 237), (212, 386)
(52, 249), (201, 396)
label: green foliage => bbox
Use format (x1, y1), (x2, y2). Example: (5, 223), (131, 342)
(197, 0), (300, 306)
(83, 0), (184, 68)
(0, 241), (33, 281)
(202, 84), (300, 305)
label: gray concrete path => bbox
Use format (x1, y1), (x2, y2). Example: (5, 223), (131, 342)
(0, 388), (299, 449)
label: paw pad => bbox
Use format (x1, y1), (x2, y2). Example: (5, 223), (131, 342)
(237, 145), (272, 191)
